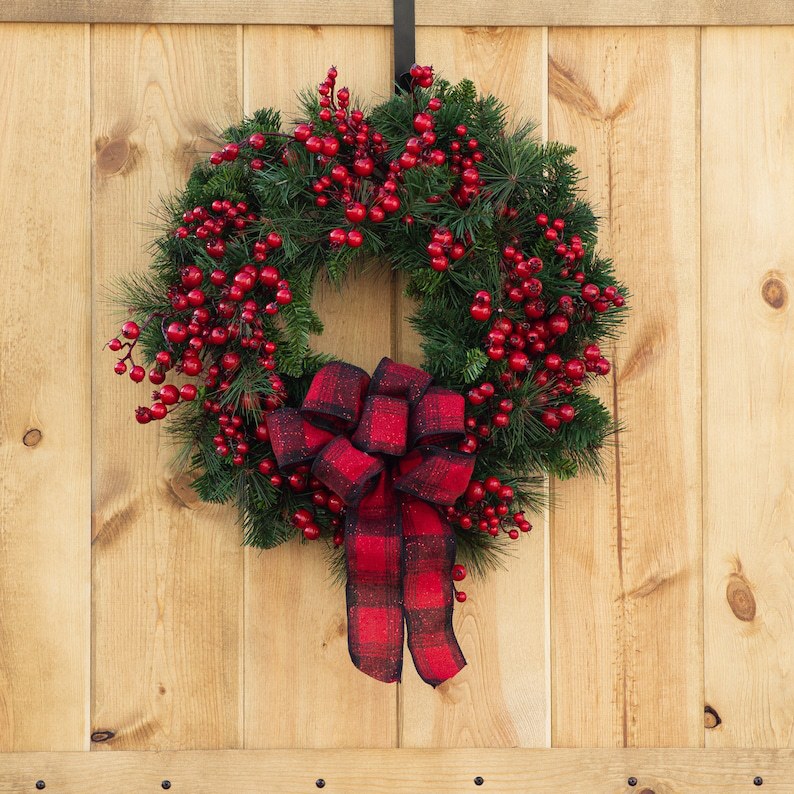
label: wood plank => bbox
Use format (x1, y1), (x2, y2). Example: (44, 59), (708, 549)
(242, 25), (398, 749)
(91, 24), (244, 751)
(0, 748), (791, 793)
(548, 28), (702, 747)
(397, 26), (548, 749)
(0, 23), (90, 752)
(702, 26), (794, 748)
(2, 1), (794, 26)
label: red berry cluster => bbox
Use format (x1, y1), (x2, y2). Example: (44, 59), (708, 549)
(107, 224), (288, 426)
(444, 475), (530, 540)
(465, 215), (624, 433)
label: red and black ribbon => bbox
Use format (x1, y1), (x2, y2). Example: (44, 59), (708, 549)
(266, 358), (475, 686)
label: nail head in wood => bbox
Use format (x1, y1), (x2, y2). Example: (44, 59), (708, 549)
(315, 780), (326, 788)
(474, 777), (484, 786)
(754, 777), (763, 786)
(161, 782), (171, 790)
(35, 783), (45, 791)
(627, 777), (638, 786)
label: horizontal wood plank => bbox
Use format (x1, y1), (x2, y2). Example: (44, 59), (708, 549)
(1, 2), (793, 25)
(0, 749), (791, 792)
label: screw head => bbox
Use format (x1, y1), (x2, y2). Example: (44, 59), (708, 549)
(474, 777), (484, 786)
(754, 777), (763, 786)
(315, 780), (326, 789)
(628, 778), (638, 787)
(35, 783), (45, 791)
(161, 782), (171, 790)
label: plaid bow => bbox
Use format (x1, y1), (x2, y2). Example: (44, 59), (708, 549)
(266, 358), (475, 686)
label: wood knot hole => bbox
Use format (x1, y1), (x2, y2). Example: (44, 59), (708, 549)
(727, 575), (756, 621)
(704, 704), (722, 729)
(23, 428), (42, 447)
(761, 276), (787, 310)
(639, 789), (656, 794)
(90, 730), (116, 743)
(96, 137), (132, 175)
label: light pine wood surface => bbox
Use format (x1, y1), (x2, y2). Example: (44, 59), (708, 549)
(0, 748), (792, 793)
(548, 27), (703, 748)
(2, 1), (794, 26)
(0, 15), (792, 792)
(702, 26), (794, 749)
(0, 23), (91, 752)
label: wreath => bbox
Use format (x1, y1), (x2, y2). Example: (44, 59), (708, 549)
(107, 64), (627, 686)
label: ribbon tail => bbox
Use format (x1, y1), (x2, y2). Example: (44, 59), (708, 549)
(344, 470), (404, 683)
(401, 494), (466, 687)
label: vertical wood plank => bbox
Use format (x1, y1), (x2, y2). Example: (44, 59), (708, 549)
(398, 27), (548, 749)
(92, 24), (244, 750)
(0, 22), (91, 751)
(548, 27), (703, 747)
(243, 25), (398, 748)
(702, 26), (794, 748)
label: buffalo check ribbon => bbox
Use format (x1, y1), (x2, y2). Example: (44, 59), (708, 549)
(266, 358), (475, 686)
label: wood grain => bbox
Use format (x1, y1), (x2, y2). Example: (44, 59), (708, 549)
(548, 27), (703, 747)
(0, 748), (791, 792)
(702, 26), (794, 748)
(242, 25), (398, 748)
(396, 26), (549, 749)
(91, 25), (245, 751)
(0, 23), (91, 752)
(2, 1), (794, 26)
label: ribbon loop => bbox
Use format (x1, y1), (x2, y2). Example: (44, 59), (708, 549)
(265, 358), (473, 686)
(352, 394), (409, 456)
(301, 361), (370, 431)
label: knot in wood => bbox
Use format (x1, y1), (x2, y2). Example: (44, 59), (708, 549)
(761, 275), (788, 310)
(726, 575), (756, 621)
(23, 428), (42, 447)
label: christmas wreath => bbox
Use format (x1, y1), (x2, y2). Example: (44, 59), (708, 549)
(108, 65), (627, 686)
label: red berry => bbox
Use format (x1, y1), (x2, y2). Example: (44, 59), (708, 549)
(150, 402), (168, 420)
(329, 228), (347, 246)
(484, 476), (501, 493)
(347, 229), (364, 248)
(345, 202), (366, 224)
(180, 384), (198, 401)
(583, 344), (601, 362)
(564, 359), (585, 380)
(470, 303), (492, 322)
(452, 564), (467, 581)
(166, 322), (188, 344)
(121, 321), (140, 340)
(107, 338), (122, 351)
(536, 213), (549, 227)
(303, 523), (321, 541)
(159, 384), (179, 405)
(581, 283), (600, 302)
(493, 412), (510, 428)
(129, 365), (145, 382)
(497, 485), (514, 501)
(507, 350), (529, 372)
(559, 404), (575, 422)
(465, 481), (485, 502)
(135, 407), (152, 424)
(544, 353), (563, 371)
(548, 314), (570, 336)
(327, 494), (344, 514)
(479, 382), (495, 398)
(114, 361), (127, 375)
(455, 591), (467, 603)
